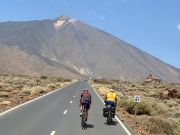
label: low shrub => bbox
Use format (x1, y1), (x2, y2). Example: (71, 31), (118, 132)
(154, 102), (170, 115)
(93, 79), (110, 84)
(55, 82), (62, 88)
(136, 101), (152, 115)
(30, 86), (46, 96)
(117, 95), (126, 107)
(21, 87), (31, 95)
(0, 91), (9, 98)
(176, 99), (180, 104)
(0, 83), (3, 88)
(166, 100), (178, 107)
(124, 99), (136, 114)
(57, 77), (71, 83)
(47, 83), (56, 89)
(64, 79), (71, 82)
(0, 97), (4, 102)
(40, 76), (48, 80)
(57, 77), (64, 82)
(148, 91), (158, 97)
(173, 119), (180, 135)
(124, 99), (152, 115)
(146, 116), (177, 135)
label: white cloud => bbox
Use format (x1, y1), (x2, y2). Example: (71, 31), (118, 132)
(177, 24), (180, 31)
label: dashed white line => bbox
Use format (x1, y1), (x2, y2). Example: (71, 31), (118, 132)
(63, 110), (67, 115)
(70, 101), (73, 103)
(73, 96), (75, 98)
(50, 131), (56, 135)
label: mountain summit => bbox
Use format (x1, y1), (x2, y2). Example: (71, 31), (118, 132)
(0, 16), (180, 82)
(55, 15), (72, 21)
(54, 16), (77, 29)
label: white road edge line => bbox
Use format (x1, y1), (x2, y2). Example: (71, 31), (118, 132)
(89, 82), (132, 135)
(0, 81), (77, 117)
(63, 110), (67, 115)
(50, 130), (56, 135)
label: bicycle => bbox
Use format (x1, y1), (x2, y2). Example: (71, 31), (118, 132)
(81, 104), (88, 129)
(106, 104), (113, 125)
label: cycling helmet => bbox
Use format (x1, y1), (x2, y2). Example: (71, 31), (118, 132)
(83, 89), (88, 92)
(110, 89), (114, 92)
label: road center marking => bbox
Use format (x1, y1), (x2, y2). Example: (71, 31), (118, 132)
(73, 96), (75, 98)
(70, 101), (73, 103)
(63, 110), (67, 115)
(50, 131), (56, 135)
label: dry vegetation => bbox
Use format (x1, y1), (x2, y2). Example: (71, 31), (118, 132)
(0, 74), (72, 113)
(90, 79), (180, 135)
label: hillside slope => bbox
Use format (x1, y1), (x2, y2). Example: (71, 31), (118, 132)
(0, 16), (179, 82)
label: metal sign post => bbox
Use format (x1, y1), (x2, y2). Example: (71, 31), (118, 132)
(135, 103), (137, 118)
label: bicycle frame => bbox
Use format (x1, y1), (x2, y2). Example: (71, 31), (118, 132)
(106, 105), (112, 125)
(81, 105), (87, 129)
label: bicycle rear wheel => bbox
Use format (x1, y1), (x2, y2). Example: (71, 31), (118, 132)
(81, 107), (87, 129)
(107, 110), (112, 125)
(81, 116), (85, 129)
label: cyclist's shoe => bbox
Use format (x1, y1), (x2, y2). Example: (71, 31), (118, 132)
(80, 112), (82, 117)
(85, 118), (87, 121)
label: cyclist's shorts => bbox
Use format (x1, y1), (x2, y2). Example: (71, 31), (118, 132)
(82, 103), (90, 110)
(105, 101), (116, 108)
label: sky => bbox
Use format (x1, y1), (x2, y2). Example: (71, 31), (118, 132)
(0, 0), (180, 68)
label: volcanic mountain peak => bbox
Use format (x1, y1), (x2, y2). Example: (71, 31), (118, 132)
(54, 15), (76, 29)
(0, 15), (180, 82)
(55, 15), (72, 21)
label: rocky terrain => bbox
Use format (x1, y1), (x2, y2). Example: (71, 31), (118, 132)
(90, 77), (180, 135)
(0, 74), (72, 113)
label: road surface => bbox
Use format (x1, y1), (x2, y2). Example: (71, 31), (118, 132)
(0, 81), (131, 135)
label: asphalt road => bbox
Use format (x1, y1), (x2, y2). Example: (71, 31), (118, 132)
(0, 80), (131, 135)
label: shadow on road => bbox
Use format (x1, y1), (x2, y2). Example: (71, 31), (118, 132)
(86, 124), (94, 128)
(104, 120), (118, 126)
(82, 123), (94, 130)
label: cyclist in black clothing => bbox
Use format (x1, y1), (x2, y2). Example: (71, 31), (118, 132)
(79, 89), (91, 121)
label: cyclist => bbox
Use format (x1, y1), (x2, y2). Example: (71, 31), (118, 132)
(104, 90), (117, 110)
(79, 89), (91, 121)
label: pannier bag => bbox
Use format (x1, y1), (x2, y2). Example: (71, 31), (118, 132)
(103, 107), (116, 118)
(111, 107), (116, 118)
(103, 108), (108, 117)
